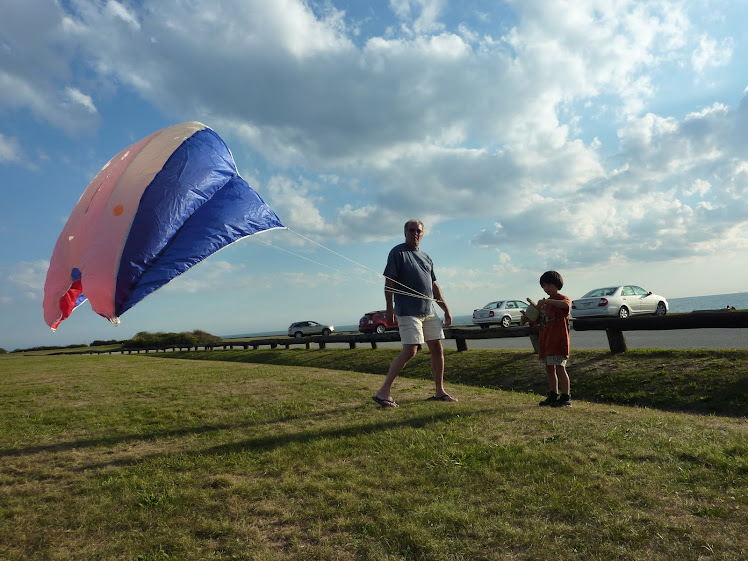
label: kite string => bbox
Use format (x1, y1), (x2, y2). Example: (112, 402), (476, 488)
(251, 233), (431, 299)
(284, 228), (440, 303)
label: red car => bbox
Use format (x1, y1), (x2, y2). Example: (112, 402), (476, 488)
(358, 310), (398, 334)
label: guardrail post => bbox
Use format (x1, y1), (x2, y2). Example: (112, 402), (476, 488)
(455, 337), (468, 352)
(606, 328), (627, 354)
(528, 331), (539, 353)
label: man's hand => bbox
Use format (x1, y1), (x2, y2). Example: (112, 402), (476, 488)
(443, 310), (452, 327)
(386, 307), (396, 324)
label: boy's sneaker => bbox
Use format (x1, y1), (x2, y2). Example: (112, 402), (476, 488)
(552, 394), (572, 407)
(539, 392), (559, 406)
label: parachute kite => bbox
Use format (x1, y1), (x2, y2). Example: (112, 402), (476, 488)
(43, 121), (285, 330)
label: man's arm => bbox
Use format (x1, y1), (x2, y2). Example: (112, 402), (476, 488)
(432, 281), (452, 327)
(385, 277), (396, 323)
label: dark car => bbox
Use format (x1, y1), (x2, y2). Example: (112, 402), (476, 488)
(358, 310), (399, 334)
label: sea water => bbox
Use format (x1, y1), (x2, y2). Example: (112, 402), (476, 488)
(227, 291), (748, 338)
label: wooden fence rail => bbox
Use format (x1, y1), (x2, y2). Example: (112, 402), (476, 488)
(572, 310), (748, 353)
(50, 326), (537, 355)
(46, 310), (748, 356)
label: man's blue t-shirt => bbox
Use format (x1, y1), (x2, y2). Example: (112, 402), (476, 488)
(384, 243), (436, 317)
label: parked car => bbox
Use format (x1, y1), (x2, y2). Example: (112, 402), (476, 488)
(287, 321), (334, 338)
(359, 310), (398, 334)
(472, 300), (529, 328)
(571, 285), (668, 319)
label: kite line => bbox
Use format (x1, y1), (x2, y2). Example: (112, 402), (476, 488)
(251, 227), (442, 303)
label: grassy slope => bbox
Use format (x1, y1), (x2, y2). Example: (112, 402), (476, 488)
(162, 347), (748, 417)
(0, 352), (745, 560)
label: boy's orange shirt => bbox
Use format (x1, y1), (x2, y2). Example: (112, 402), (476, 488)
(537, 293), (571, 358)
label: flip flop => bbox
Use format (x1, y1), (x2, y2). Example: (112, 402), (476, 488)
(427, 394), (458, 402)
(372, 395), (399, 408)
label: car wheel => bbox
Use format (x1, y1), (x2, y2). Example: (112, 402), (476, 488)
(501, 316), (512, 328)
(322, 328), (331, 336)
(479, 324), (490, 329)
(294, 331), (303, 339)
(618, 306), (630, 319)
(655, 302), (667, 316)
(375, 324), (386, 334)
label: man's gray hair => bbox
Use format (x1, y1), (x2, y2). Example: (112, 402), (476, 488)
(404, 218), (424, 232)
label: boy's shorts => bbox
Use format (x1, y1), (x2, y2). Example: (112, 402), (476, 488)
(397, 314), (444, 345)
(542, 355), (568, 366)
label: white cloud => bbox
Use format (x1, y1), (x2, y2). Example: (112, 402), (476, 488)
(105, 0), (141, 30)
(390, 0), (447, 34)
(0, 133), (21, 163)
(0, 0), (99, 133)
(691, 34), (733, 73)
(4, 260), (49, 301)
(164, 260), (247, 294)
(64, 87), (97, 114)
(3, 0), (748, 300)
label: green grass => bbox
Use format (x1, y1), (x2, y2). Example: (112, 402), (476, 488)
(164, 347), (748, 417)
(0, 351), (746, 560)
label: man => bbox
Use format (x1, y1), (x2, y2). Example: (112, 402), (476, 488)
(372, 218), (457, 407)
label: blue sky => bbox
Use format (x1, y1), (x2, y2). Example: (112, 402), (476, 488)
(1, 0), (747, 350)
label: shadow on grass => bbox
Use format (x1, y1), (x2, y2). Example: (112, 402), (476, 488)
(0, 404), (364, 458)
(1, 405), (490, 471)
(75, 409), (490, 472)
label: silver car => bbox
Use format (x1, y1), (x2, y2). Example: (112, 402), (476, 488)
(472, 300), (529, 328)
(287, 321), (334, 338)
(571, 286), (668, 319)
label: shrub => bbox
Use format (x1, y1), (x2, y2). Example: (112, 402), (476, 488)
(126, 330), (222, 349)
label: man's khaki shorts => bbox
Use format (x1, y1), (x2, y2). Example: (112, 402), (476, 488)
(397, 314), (444, 345)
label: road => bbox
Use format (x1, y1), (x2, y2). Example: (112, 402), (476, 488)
(329, 327), (748, 351)
(446, 327), (748, 351)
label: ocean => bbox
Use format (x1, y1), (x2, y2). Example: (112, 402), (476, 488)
(225, 291), (748, 339)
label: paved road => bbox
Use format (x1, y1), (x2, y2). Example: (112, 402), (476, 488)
(324, 327), (748, 351)
(446, 327), (748, 351)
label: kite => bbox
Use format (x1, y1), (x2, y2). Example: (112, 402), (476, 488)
(43, 121), (285, 330)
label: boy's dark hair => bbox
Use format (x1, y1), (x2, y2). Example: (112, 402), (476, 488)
(539, 270), (564, 289)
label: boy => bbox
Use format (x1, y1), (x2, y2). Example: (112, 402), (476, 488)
(522, 271), (572, 407)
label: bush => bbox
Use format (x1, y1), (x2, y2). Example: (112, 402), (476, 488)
(90, 339), (124, 347)
(0, 348), (7, 354)
(12, 343), (89, 353)
(126, 330), (222, 349)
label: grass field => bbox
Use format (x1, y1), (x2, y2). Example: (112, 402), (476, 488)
(1, 349), (746, 560)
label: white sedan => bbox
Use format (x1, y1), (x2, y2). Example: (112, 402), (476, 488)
(287, 321), (335, 338)
(571, 286), (668, 319)
(472, 300), (529, 328)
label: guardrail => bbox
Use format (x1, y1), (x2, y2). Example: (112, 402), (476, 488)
(48, 326), (538, 355)
(45, 310), (748, 356)
(572, 310), (748, 353)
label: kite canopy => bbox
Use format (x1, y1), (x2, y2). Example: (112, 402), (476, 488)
(43, 121), (284, 330)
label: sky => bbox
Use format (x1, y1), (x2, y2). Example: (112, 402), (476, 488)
(1, 0), (748, 351)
